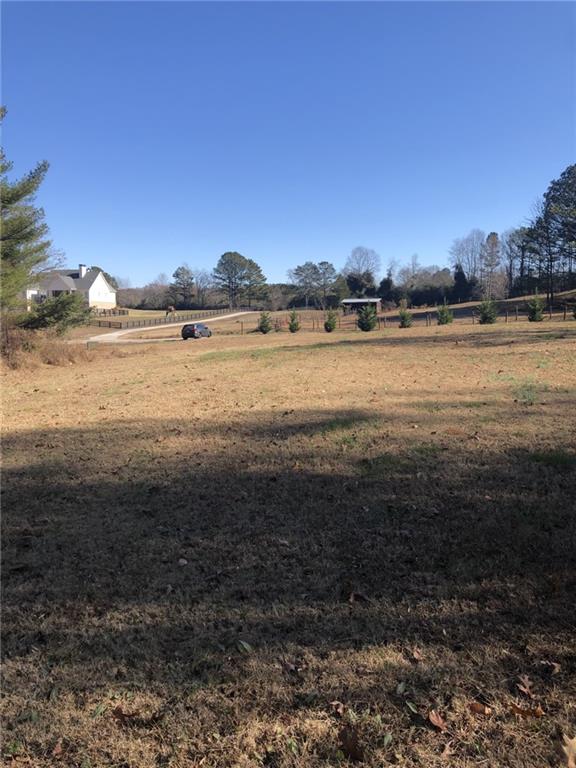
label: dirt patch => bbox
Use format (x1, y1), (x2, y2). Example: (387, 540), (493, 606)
(2, 323), (576, 767)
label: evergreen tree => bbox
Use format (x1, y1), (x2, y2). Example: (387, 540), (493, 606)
(478, 299), (498, 324)
(258, 311), (272, 334)
(243, 259), (267, 307)
(526, 295), (544, 322)
(0, 108), (52, 312)
(213, 252), (249, 308)
(288, 309), (300, 333)
(170, 264), (195, 308)
(20, 292), (90, 334)
(451, 264), (478, 303)
(324, 308), (337, 332)
(357, 304), (377, 331)
(436, 302), (454, 325)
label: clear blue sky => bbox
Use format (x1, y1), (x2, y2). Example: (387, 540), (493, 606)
(2, 1), (574, 286)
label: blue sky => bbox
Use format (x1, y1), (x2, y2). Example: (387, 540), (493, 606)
(2, 1), (574, 286)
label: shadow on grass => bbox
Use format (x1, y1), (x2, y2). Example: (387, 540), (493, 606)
(2, 408), (575, 765)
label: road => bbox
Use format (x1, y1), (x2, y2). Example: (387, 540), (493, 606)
(86, 311), (256, 344)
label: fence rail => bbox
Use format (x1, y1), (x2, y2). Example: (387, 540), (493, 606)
(89, 307), (251, 329)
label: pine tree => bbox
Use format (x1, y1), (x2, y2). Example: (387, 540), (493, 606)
(436, 302), (454, 325)
(324, 308), (337, 332)
(243, 259), (267, 307)
(288, 309), (300, 333)
(258, 311), (272, 334)
(526, 295), (544, 322)
(357, 304), (377, 331)
(1, 108), (52, 313)
(170, 265), (195, 308)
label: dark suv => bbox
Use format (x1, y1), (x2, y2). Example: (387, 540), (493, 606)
(181, 322), (212, 340)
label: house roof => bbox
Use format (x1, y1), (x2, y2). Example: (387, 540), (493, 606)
(47, 268), (116, 292)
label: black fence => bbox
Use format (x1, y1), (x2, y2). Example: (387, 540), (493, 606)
(89, 307), (255, 329)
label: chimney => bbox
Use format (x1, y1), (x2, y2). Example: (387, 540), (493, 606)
(79, 264), (88, 278)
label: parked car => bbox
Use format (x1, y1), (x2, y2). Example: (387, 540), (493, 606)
(181, 322), (212, 340)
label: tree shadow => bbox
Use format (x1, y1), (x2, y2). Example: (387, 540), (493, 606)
(2, 408), (575, 765)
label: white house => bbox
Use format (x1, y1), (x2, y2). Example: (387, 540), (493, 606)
(26, 264), (117, 309)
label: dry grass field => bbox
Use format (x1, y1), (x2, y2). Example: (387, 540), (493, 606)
(2, 322), (576, 767)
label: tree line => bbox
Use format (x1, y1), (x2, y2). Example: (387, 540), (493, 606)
(2, 98), (574, 327)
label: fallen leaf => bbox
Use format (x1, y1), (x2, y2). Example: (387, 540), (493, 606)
(112, 706), (141, 726)
(469, 702), (492, 716)
(237, 639), (253, 654)
(509, 702), (544, 718)
(383, 732), (393, 748)
(428, 709), (448, 731)
(51, 740), (63, 759)
(516, 674), (534, 699)
(563, 734), (576, 768)
(111, 705), (165, 728)
(411, 647), (423, 662)
(338, 724), (364, 762)
(540, 660), (561, 676)
(405, 700), (418, 715)
(330, 700), (346, 718)
(396, 681), (406, 695)
(441, 740), (454, 758)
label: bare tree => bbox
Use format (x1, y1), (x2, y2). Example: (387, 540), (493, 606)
(192, 268), (213, 307)
(449, 229), (486, 281)
(343, 247), (381, 281)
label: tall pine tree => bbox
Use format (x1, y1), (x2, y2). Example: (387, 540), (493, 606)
(1, 108), (53, 313)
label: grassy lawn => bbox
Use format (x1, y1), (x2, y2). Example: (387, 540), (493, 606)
(2, 323), (576, 767)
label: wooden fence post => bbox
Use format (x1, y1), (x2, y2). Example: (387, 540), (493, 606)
(505, 311), (508, 323)
(515, 306), (519, 321)
(564, 305), (567, 321)
(472, 311), (475, 325)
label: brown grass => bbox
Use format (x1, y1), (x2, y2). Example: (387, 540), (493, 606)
(2, 323), (576, 767)
(0, 328), (94, 370)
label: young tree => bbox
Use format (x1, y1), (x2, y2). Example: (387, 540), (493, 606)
(324, 308), (337, 332)
(357, 304), (377, 331)
(288, 309), (300, 333)
(170, 264), (195, 308)
(1, 108), (53, 313)
(257, 311), (272, 334)
(213, 252), (249, 308)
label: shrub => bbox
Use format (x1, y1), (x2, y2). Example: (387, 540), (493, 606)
(527, 296), (544, 322)
(1, 327), (91, 369)
(478, 299), (497, 325)
(357, 305), (377, 332)
(20, 293), (91, 335)
(288, 310), (300, 333)
(258, 311), (272, 334)
(436, 303), (454, 325)
(324, 309), (337, 333)
(398, 307), (413, 328)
